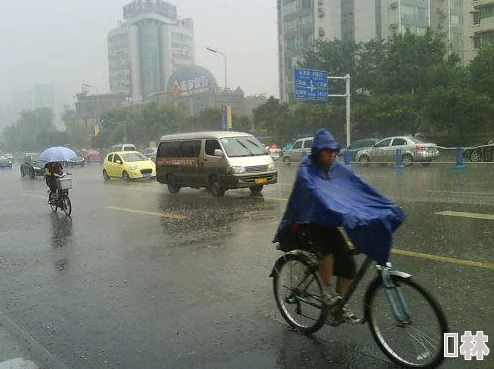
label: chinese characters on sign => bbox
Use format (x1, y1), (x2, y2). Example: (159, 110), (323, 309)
(293, 68), (329, 102)
(444, 331), (490, 360)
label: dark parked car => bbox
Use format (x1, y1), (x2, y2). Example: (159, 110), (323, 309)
(339, 138), (379, 161)
(66, 156), (85, 167)
(464, 139), (494, 162)
(0, 156), (13, 168)
(20, 154), (45, 179)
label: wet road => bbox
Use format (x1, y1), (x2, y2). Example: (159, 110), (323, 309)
(0, 162), (492, 369)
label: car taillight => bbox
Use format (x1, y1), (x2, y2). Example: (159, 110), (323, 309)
(416, 145), (425, 152)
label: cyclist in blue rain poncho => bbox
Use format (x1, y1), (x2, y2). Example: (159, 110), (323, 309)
(275, 129), (405, 325)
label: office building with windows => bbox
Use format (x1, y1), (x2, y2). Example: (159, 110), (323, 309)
(107, 0), (195, 103)
(464, 0), (494, 62)
(278, 0), (441, 102)
(430, 0), (465, 59)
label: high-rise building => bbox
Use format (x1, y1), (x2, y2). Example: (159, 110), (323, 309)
(430, 0), (465, 59)
(108, 0), (195, 103)
(278, 0), (436, 101)
(379, 0), (431, 40)
(464, 0), (494, 62)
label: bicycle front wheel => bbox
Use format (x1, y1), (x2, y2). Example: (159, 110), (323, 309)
(365, 275), (448, 369)
(273, 254), (327, 334)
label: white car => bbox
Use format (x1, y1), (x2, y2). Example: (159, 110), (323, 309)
(282, 137), (313, 163)
(356, 136), (439, 166)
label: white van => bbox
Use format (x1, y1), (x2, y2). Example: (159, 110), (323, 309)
(156, 131), (277, 197)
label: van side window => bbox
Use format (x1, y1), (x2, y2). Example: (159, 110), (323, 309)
(181, 140), (202, 158)
(205, 140), (221, 156)
(158, 142), (182, 158)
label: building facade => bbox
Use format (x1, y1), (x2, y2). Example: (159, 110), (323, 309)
(464, 0), (494, 62)
(430, 0), (464, 59)
(278, 0), (438, 102)
(108, 0), (195, 103)
(379, 0), (431, 40)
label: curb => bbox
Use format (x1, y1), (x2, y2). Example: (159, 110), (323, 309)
(0, 311), (68, 369)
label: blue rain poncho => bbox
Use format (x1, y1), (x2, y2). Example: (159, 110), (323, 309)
(275, 129), (405, 265)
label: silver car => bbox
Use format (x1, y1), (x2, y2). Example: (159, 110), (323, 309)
(356, 136), (439, 166)
(282, 137), (313, 163)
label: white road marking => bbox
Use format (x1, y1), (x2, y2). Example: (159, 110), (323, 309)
(427, 190), (494, 196)
(106, 206), (187, 220)
(22, 193), (46, 200)
(436, 210), (494, 221)
(0, 359), (38, 369)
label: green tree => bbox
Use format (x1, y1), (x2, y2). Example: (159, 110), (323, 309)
(469, 41), (494, 100)
(233, 116), (253, 132)
(2, 108), (57, 150)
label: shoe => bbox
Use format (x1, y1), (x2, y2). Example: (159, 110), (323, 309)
(342, 305), (362, 324)
(327, 305), (362, 326)
(322, 289), (341, 306)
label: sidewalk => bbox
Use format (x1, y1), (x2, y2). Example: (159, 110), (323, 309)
(0, 311), (68, 369)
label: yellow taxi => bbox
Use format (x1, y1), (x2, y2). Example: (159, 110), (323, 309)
(103, 151), (156, 181)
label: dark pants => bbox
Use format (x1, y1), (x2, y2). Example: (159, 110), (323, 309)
(46, 176), (57, 193)
(283, 224), (357, 279)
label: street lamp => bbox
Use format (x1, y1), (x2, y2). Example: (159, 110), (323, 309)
(206, 47), (228, 90)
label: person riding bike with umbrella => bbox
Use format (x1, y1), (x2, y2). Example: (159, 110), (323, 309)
(45, 161), (64, 201)
(39, 146), (76, 202)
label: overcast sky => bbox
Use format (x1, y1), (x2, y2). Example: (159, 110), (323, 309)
(0, 0), (279, 106)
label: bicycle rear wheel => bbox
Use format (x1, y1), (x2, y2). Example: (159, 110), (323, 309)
(48, 193), (57, 212)
(62, 196), (72, 216)
(365, 275), (448, 369)
(273, 254), (327, 334)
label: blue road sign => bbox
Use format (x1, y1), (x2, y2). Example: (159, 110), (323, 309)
(294, 68), (329, 102)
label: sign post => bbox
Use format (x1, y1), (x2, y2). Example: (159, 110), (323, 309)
(294, 69), (351, 147)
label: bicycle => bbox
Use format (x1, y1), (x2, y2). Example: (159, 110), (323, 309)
(48, 174), (72, 216)
(270, 247), (448, 369)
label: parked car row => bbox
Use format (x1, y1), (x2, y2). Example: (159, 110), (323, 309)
(282, 135), (440, 167)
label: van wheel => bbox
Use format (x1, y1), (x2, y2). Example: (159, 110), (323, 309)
(209, 177), (225, 197)
(250, 185), (264, 194)
(167, 175), (180, 194)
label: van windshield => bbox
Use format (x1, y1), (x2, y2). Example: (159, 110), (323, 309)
(220, 137), (268, 158)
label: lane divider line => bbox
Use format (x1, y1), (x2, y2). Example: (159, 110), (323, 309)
(435, 210), (494, 221)
(427, 190), (494, 196)
(22, 193), (46, 200)
(106, 206), (187, 220)
(392, 248), (494, 271)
